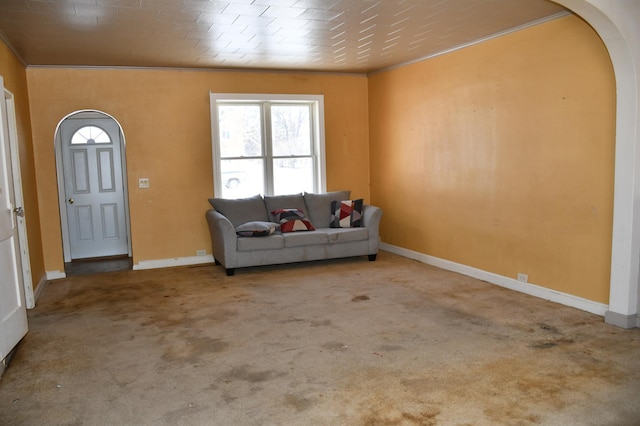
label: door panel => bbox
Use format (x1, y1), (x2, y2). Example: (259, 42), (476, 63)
(0, 228), (27, 361)
(0, 80), (28, 361)
(61, 118), (128, 259)
(0, 208), (11, 241)
(71, 150), (90, 192)
(75, 205), (93, 241)
(97, 149), (115, 191)
(101, 203), (119, 239)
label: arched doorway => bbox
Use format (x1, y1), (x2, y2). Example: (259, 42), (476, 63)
(54, 110), (132, 269)
(553, 0), (640, 328)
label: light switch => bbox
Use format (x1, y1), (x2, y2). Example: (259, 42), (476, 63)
(138, 178), (150, 189)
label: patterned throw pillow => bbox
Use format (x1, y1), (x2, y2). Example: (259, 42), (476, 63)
(235, 221), (279, 237)
(271, 209), (315, 233)
(330, 199), (364, 228)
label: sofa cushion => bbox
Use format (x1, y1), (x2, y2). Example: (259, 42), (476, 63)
(330, 199), (364, 228)
(264, 193), (306, 222)
(282, 231), (328, 247)
(321, 227), (369, 244)
(303, 190), (350, 228)
(271, 209), (315, 233)
(237, 234), (285, 251)
(235, 221), (279, 237)
(208, 194), (269, 228)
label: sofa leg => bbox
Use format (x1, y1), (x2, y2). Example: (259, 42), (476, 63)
(368, 254), (377, 261)
(225, 268), (235, 276)
(214, 258), (221, 266)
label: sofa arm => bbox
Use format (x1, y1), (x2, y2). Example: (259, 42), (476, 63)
(205, 209), (237, 268)
(362, 205), (383, 254)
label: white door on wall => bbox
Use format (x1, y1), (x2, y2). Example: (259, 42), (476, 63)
(60, 118), (128, 260)
(0, 77), (28, 362)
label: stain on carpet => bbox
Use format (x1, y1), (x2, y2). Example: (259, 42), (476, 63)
(284, 393), (314, 412)
(321, 342), (349, 352)
(161, 335), (229, 363)
(220, 365), (284, 384)
(361, 406), (441, 425)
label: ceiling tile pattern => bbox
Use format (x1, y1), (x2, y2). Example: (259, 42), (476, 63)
(0, 0), (568, 73)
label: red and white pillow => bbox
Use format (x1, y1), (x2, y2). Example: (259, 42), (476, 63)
(271, 209), (315, 233)
(330, 199), (363, 228)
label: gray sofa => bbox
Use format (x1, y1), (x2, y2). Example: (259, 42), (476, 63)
(206, 191), (382, 276)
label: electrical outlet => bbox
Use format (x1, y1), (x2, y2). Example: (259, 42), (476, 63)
(196, 249), (207, 256)
(517, 273), (528, 283)
(138, 178), (150, 189)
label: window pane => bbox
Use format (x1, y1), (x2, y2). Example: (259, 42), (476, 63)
(219, 159), (264, 199)
(218, 105), (262, 158)
(271, 105), (311, 156)
(273, 158), (314, 195)
(71, 125), (111, 144)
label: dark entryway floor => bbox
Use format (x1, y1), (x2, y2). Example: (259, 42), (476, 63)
(64, 256), (132, 276)
(2, 252), (639, 425)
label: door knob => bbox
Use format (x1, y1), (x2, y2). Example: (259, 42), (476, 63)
(13, 206), (24, 217)
(68, 198), (74, 204)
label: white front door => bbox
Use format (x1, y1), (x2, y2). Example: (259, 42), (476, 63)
(60, 118), (128, 259)
(0, 77), (28, 361)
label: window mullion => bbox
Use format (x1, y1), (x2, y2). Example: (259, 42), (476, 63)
(263, 102), (274, 195)
(307, 103), (318, 192)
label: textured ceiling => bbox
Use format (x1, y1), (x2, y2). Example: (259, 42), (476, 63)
(0, 0), (569, 74)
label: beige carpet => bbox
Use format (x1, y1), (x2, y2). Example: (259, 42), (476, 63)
(1, 252), (639, 425)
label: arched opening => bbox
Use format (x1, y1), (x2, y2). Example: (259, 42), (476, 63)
(54, 110), (132, 274)
(552, 0), (640, 328)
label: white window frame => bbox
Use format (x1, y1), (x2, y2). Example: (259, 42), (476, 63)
(210, 92), (326, 197)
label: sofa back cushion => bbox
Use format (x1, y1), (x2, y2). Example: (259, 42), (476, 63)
(208, 194), (269, 227)
(303, 190), (351, 228)
(264, 193), (306, 222)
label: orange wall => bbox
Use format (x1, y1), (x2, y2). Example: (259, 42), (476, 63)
(369, 15), (616, 303)
(25, 68), (369, 270)
(0, 39), (45, 291)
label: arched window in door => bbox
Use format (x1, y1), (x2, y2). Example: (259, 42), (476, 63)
(71, 126), (111, 145)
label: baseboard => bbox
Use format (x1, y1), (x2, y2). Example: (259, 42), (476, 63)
(604, 311), (639, 329)
(45, 270), (66, 280)
(28, 273), (49, 308)
(380, 243), (609, 317)
(133, 255), (215, 271)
